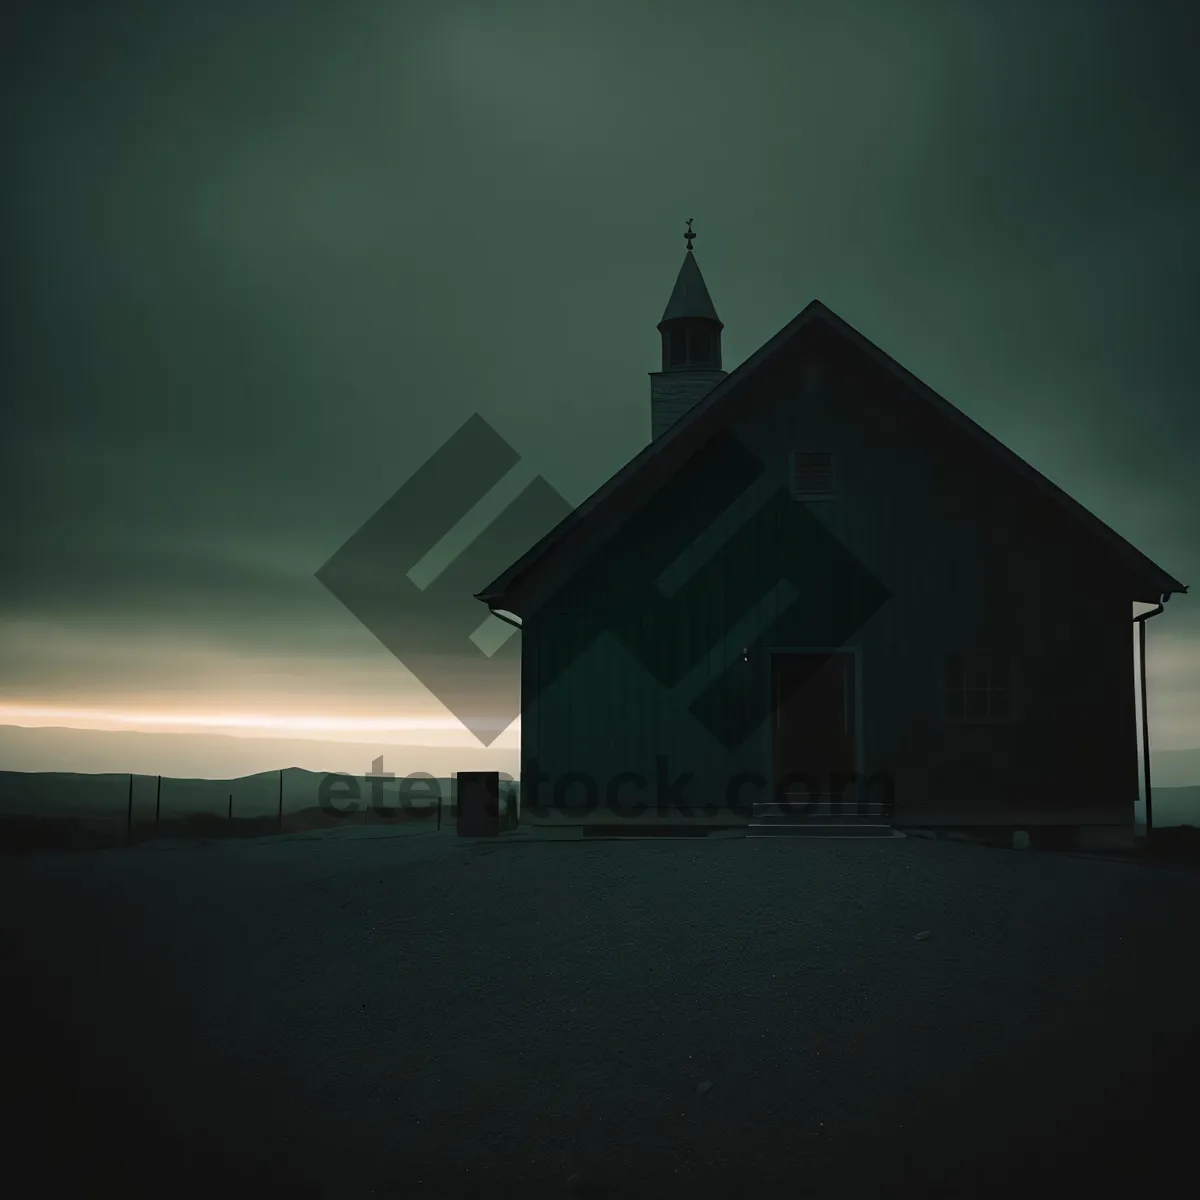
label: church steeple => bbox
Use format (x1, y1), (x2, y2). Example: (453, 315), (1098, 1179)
(660, 219), (722, 330)
(649, 219), (728, 440)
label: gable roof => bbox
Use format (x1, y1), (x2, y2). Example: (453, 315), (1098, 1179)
(476, 299), (1187, 611)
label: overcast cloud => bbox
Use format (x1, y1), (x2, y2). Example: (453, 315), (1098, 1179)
(2, 0), (1197, 770)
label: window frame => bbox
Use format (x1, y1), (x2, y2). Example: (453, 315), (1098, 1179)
(939, 650), (1016, 724)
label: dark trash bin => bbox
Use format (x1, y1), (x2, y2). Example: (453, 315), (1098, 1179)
(456, 771), (500, 837)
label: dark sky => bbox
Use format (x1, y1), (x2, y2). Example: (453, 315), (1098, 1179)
(3, 0), (1198, 769)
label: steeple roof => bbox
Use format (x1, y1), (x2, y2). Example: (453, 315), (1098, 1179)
(659, 250), (722, 326)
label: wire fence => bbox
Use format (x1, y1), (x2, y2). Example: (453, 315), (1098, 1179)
(0, 770), (520, 853)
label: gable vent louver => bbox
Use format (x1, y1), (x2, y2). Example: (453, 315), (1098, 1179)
(789, 451), (835, 500)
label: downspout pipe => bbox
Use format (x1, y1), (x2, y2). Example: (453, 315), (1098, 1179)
(488, 605), (523, 821)
(1132, 594), (1168, 837)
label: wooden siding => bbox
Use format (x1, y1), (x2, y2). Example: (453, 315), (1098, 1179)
(521, 322), (1140, 828)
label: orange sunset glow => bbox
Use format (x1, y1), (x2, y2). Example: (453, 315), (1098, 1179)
(0, 704), (521, 746)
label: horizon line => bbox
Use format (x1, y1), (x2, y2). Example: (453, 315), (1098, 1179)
(0, 705), (521, 741)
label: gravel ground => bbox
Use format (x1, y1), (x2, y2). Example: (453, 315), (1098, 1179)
(2, 826), (1198, 1198)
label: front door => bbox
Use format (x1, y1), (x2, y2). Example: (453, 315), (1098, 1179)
(770, 651), (858, 818)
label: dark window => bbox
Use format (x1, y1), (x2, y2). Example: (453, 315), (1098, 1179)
(689, 330), (712, 363)
(668, 328), (688, 367)
(943, 653), (1012, 721)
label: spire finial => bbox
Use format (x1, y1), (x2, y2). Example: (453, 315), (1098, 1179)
(684, 218), (695, 252)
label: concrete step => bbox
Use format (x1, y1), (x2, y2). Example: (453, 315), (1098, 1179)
(747, 824), (900, 838)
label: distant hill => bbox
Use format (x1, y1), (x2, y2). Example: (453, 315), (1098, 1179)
(0, 767), (517, 825)
(0, 766), (520, 851)
(1135, 785), (1200, 831)
(1149, 747), (1200, 789)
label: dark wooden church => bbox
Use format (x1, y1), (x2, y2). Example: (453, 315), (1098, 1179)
(476, 223), (1187, 846)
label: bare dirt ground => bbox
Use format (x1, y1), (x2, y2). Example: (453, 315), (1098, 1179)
(2, 826), (1198, 1198)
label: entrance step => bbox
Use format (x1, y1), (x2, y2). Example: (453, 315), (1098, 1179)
(747, 824), (900, 838)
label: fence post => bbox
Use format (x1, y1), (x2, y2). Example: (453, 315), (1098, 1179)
(127, 773), (134, 842)
(228, 792), (233, 831)
(277, 769), (284, 833)
(154, 775), (162, 832)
